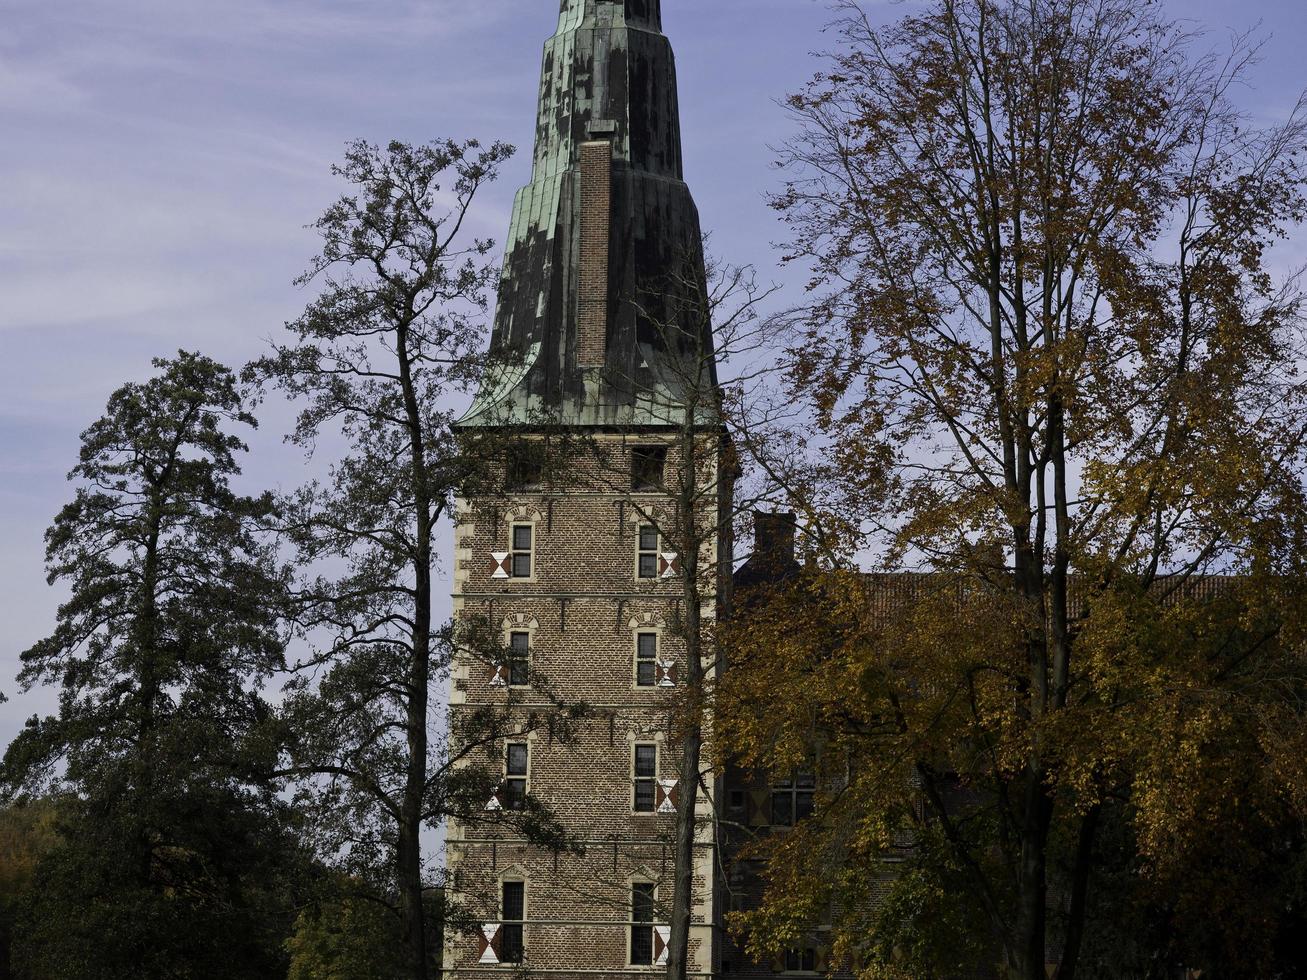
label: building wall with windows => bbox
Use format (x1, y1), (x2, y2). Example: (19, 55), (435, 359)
(444, 436), (724, 978)
(441, 2), (846, 976)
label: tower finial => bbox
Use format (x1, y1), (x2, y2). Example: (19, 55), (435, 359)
(557, 0), (662, 33)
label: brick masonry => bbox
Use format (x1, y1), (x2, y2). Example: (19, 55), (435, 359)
(577, 140), (612, 370)
(445, 435), (724, 979)
(444, 4), (838, 973)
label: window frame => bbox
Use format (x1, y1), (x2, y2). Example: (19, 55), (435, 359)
(771, 771), (816, 827)
(505, 441), (545, 490)
(634, 631), (658, 688)
(629, 881), (657, 966)
(636, 524), (659, 580)
(500, 879), (526, 964)
(633, 743), (658, 814)
(507, 630), (531, 687)
(504, 742), (529, 811)
(510, 523), (534, 579)
(783, 947), (817, 974)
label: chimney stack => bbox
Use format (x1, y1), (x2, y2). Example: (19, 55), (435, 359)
(753, 511), (797, 573)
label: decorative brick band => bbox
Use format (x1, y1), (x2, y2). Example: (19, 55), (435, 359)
(577, 139), (612, 368)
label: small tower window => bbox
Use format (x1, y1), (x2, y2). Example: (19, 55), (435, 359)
(508, 631), (530, 687)
(635, 632), (658, 687)
(501, 880), (525, 964)
(631, 446), (668, 491)
(630, 882), (656, 965)
(637, 525), (659, 579)
(505, 743), (529, 810)
(633, 744), (657, 813)
(511, 524), (533, 578)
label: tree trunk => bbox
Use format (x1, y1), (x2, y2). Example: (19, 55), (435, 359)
(1057, 805), (1100, 980)
(399, 550), (432, 980)
(667, 431), (707, 980)
(666, 605), (703, 980)
(667, 711), (702, 979)
(135, 486), (166, 889)
(398, 321), (433, 980)
(1015, 765), (1052, 980)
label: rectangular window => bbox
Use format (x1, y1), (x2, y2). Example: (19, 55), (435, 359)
(637, 525), (659, 579)
(511, 524), (533, 578)
(772, 772), (816, 827)
(784, 947), (816, 972)
(771, 784), (793, 827)
(630, 882), (656, 965)
(635, 632), (658, 687)
(505, 743), (528, 811)
(728, 790), (746, 818)
(501, 881), (525, 964)
(633, 744), (657, 813)
(631, 446), (668, 492)
(508, 631), (530, 687)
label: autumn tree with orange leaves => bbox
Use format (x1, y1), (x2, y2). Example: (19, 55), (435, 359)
(719, 1), (1307, 978)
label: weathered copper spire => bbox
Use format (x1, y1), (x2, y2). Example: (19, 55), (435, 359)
(557, 0), (661, 29)
(463, 0), (713, 427)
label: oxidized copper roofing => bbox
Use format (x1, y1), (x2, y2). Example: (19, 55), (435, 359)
(463, 0), (718, 429)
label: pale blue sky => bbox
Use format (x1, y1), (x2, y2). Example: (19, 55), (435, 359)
(3, 0), (1305, 744)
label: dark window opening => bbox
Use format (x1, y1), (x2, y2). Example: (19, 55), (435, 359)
(772, 772), (816, 827)
(635, 632), (658, 687)
(637, 525), (659, 579)
(728, 790), (746, 817)
(506, 442), (545, 489)
(785, 948), (816, 972)
(501, 881), (525, 963)
(634, 744), (657, 812)
(511, 524), (533, 578)
(505, 743), (528, 810)
(630, 882), (655, 965)
(631, 446), (668, 491)
(508, 631), (530, 687)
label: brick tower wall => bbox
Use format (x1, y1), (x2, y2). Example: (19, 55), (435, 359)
(444, 435), (725, 978)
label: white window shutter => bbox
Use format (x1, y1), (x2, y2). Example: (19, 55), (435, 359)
(477, 924), (501, 964)
(658, 552), (680, 578)
(656, 658), (678, 688)
(654, 925), (671, 966)
(748, 790), (770, 827)
(656, 778), (678, 814)
(491, 552), (511, 579)
(485, 790), (504, 812)
(489, 664), (510, 688)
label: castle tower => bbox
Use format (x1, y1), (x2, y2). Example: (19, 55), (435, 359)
(445, 1), (727, 977)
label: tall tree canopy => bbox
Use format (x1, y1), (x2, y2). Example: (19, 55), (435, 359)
(0, 352), (299, 979)
(249, 138), (574, 980)
(721, 1), (1307, 978)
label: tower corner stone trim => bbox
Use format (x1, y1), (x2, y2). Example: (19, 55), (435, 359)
(577, 139), (613, 369)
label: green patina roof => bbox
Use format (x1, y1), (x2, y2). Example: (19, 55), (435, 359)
(459, 0), (719, 431)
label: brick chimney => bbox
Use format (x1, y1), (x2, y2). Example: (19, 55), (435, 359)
(752, 511), (797, 574)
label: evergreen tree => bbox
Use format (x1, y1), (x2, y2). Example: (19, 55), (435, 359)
(1, 352), (301, 979)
